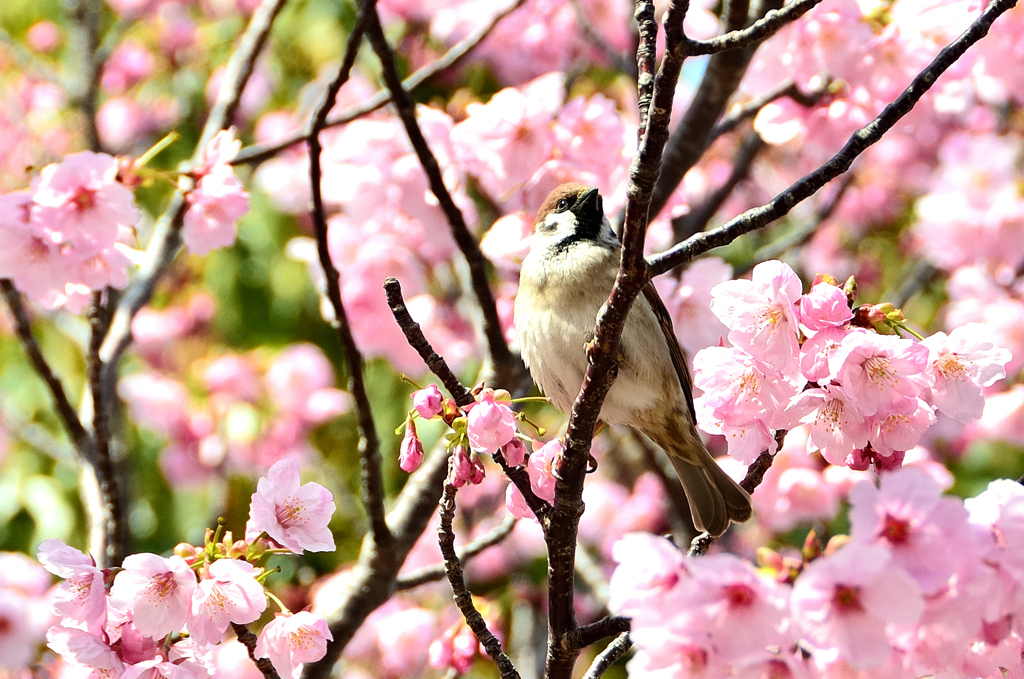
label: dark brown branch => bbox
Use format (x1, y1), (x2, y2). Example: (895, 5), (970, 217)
(582, 632), (633, 679)
(100, 0), (290, 370)
(647, 0), (767, 222)
(1, 280), (91, 451)
(708, 77), (830, 141)
(673, 132), (765, 241)
(688, 430), (785, 556)
(306, 0), (390, 545)
(85, 292), (125, 566)
(233, 0), (528, 166)
(686, 0), (824, 55)
(383, 277), (549, 518)
(566, 616), (632, 651)
(383, 277), (475, 408)
(650, 0), (1020, 276)
(634, 0), (657, 142)
(395, 515), (517, 591)
(438, 481), (521, 679)
(545, 2), (694, 677)
(232, 623), (283, 679)
(364, 7), (526, 388)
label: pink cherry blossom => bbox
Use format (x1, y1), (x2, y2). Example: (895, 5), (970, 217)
(245, 457), (336, 553)
(828, 332), (933, 417)
(399, 420), (424, 473)
(182, 166), (249, 256)
(466, 389), (516, 454)
(121, 658), (199, 679)
(682, 553), (792, 658)
(36, 538), (107, 631)
(607, 532), (685, 619)
(412, 384), (444, 419)
(195, 129), (242, 176)
(800, 326), (856, 383)
(791, 543), (924, 670)
(265, 344), (349, 424)
(709, 260), (803, 371)
(848, 467), (976, 594)
(0, 593), (47, 670)
(527, 438), (560, 503)
(46, 624), (125, 676)
(448, 445), (485, 487)
(799, 281), (854, 332)
(201, 354), (261, 401)
(867, 395), (936, 456)
(254, 611), (333, 679)
(32, 150), (138, 254)
(501, 437), (527, 467)
(188, 559), (267, 646)
(921, 323), (1011, 423)
(109, 553), (197, 640)
(775, 384), (869, 465)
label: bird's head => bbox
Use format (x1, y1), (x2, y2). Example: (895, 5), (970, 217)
(531, 183), (618, 255)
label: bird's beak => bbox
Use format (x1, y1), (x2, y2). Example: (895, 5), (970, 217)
(571, 187), (603, 228)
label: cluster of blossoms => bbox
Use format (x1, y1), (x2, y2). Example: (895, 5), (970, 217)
(0, 129), (247, 312)
(610, 468), (1024, 677)
(40, 458), (334, 679)
(693, 259), (1011, 467)
(399, 383), (561, 520)
(121, 342), (352, 485)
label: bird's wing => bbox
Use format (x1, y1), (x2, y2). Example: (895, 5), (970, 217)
(641, 282), (697, 423)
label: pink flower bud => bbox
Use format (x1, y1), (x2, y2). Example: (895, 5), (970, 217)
(413, 384), (444, 419)
(399, 420), (425, 473)
(501, 437), (527, 467)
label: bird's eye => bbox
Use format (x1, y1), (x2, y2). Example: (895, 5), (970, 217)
(555, 198), (571, 212)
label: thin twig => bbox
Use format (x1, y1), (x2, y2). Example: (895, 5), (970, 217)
(232, 623), (283, 679)
(686, 0), (824, 55)
(383, 277), (549, 518)
(68, 0), (105, 152)
(566, 616), (631, 650)
(708, 77), (831, 141)
(673, 131), (765, 241)
(647, 0), (771, 222)
(306, 0), (390, 545)
(649, 0), (1021, 276)
(99, 0), (290, 371)
(688, 430), (785, 557)
(1, 280), (91, 451)
(438, 481), (521, 679)
(582, 632), (633, 679)
(634, 0), (657, 142)
(396, 515), (517, 591)
(233, 0), (528, 166)
(364, 6), (525, 388)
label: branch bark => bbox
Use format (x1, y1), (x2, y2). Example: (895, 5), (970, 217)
(649, 0), (1020, 276)
(396, 515), (517, 591)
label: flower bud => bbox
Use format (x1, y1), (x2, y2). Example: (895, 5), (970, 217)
(842, 275), (857, 304)
(399, 420), (425, 473)
(228, 540), (249, 559)
(802, 529), (822, 563)
(412, 384), (444, 419)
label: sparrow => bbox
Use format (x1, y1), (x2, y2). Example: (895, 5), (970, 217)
(514, 182), (751, 537)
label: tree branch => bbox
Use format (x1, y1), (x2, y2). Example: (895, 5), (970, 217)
(582, 632), (632, 679)
(383, 276), (549, 519)
(363, 6), (526, 388)
(649, 0), (1020, 276)
(68, 0), (105, 152)
(545, 2), (695, 676)
(99, 0), (290, 371)
(395, 515), (517, 591)
(438, 481), (521, 679)
(306, 0), (390, 545)
(233, 0), (528, 166)
(686, 0), (824, 55)
(566, 616), (632, 651)
(232, 622), (283, 679)
(708, 77), (830, 141)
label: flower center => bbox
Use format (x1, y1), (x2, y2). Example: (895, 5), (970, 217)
(724, 583), (756, 608)
(880, 513), (911, 545)
(832, 583), (863, 612)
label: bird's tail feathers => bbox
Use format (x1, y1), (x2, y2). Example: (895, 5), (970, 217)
(667, 436), (752, 538)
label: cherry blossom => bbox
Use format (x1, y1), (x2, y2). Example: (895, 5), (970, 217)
(36, 539), (107, 632)
(399, 420), (424, 473)
(791, 542), (924, 670)
(109, 553), (196, 639)
(412, 384), (443, 419)
(245, 457), (336, 553)
(466, 389), (516, 454)
(828, 332), (932, 417)
(921, 323), (1012, 423)
(189, 558), (267, 646)
(255, 611), (333, 679)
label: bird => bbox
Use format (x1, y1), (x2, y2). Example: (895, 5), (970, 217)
(513, 182), (752, 537)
